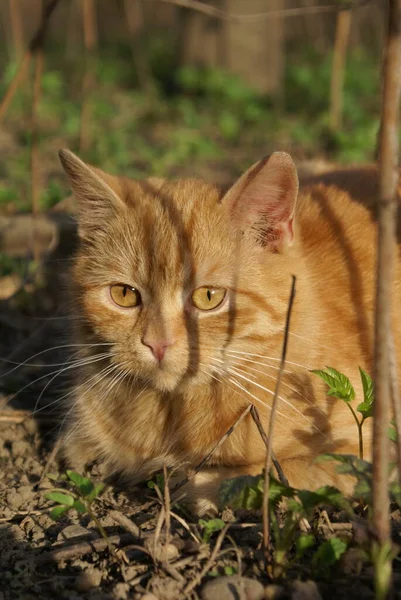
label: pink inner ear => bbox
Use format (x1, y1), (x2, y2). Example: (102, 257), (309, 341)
(228, 153), (298, 252)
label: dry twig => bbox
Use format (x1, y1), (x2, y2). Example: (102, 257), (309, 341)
(183, 524), (230, 595)
(170, 403), (252, 496)
(373, 0), (401, 548)
(249, 405), (289, 486)
(262, 275), (297, 553)
(329, 7), (352, 130)
(33, 533), (136, 565)
(80, 0), (98, 152)
(148, 0), (371, 22)
(0, 0), (60, 122)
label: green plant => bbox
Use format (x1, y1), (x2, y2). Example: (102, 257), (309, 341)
(312, 366), (374, 459)
(198, 517), (226, 543)
(45, 471), (108, 544)
(219, 473), (351, 578)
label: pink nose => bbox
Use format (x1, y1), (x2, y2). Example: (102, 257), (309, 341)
(142, 339), (174, 362)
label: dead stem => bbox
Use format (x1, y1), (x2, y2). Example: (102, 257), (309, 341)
(31, 48), (44, 261)
(389, 332), (401, 488)
(79, 0), (98, 152)
(373, 0), (401, 549)
(0, 0), (60, 122)
(262, 275), (297, 554)
(171, 403), (252, 496)
(249, 405), (289, 486)
(183, 523), (230, 595)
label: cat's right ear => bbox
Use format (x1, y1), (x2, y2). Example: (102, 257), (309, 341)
(58, 149), (125, 240)
(223, 152), (299, 252)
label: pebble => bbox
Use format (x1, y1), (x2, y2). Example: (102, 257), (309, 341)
(202, 576), (265, 600)
(265, 584), (286, 599)
(143, 539), (179, 562)
(57, 525), (95, 542)
(75, 568), (102, 593)
(112, 583), (130, 599)
(12, 440), (31, 457)
(291, 581), (322, 600)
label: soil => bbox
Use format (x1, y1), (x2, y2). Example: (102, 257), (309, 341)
(1, 182), (401, 600)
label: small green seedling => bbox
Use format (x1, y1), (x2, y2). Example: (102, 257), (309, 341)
(198, 517), (226, 543)
(312, 366), (374, 459)
(45, 471), (109, 548)
(46, 470), (105, 521)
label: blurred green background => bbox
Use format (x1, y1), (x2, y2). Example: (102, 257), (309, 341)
(0, 0), (384, 214)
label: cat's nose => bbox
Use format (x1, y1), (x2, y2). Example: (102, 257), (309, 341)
(141, 338), (174, 362)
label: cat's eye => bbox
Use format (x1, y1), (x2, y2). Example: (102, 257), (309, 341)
(110, 284), (141, 308)
(191, 287), (226, 311)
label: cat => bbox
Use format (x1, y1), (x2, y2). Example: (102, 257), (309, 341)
(59, 149), (401, 514)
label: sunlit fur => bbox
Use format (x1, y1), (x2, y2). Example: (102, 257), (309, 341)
(60, 150), (401, 514)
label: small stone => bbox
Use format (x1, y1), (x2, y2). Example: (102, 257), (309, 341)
(12, 440), (31, 457)
(265, 584), (286, 599)
(57, 525), (95, 542)
(202, 576), (264, 600)
(75, 568), (102, 593)
(112, 583), (130, 600)
(139, 595), (158, 600)
(291, 581), (322, 600)
(144, 539), (179, 562)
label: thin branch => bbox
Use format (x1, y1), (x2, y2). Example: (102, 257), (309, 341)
(372, 0), (401, 551)
(329, 7), (352, 131)
(148, 0), (372, 22)
(170, 403), (252, 496)
(389, 333), (401, 488)
(33, 533), (135, 565)
(9, 0), (24, 59)
(31, 47), (44, 260)
(249, 405), (289, 487)
(79, 0), (98, 152)
(0, 0), (60, 122)
(183, 524), (230, 595)
(262, 275), (297, 554)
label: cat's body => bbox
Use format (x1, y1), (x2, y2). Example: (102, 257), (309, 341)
(59, 151), (401, 513)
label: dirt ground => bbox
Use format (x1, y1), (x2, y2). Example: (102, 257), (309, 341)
(1, 173), (401, 600)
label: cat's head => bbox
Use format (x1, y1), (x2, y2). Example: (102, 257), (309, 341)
(60, 150), (299, 392)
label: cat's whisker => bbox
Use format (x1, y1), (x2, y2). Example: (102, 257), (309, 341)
(49, 362), (124, 443)
(224, 349), (314, 371)
(224, 360), (326, 417)
(226, 366), (322, 433)
(0, 342), (115, 378)
(211, 355), (285, 375)
(31, 362), (119, 419)
(10, 353), (115, 408)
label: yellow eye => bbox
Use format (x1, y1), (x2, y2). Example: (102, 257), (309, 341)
(110, 284), (141, 308)
(191, 287), (226, 311)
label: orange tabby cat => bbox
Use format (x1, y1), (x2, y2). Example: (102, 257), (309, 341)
(59, 149), (401, 514)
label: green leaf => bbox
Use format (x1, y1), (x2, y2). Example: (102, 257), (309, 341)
(86, 483), (105, 503)
(50, 505), (70, 520)
(297, 485), (353, 515)
(295, 533), (315, 559)
(224, 566), (237, 576)
(357, 368), (374, 419)
(388, 424), (398, 443)
(72, 499), (88, 514)
(311, 367), (355, 403)
(198, 518), (225, 542)
(219, 474), (263, 509)
(312, 537), (348, 570)
(316, 454), (371, 476)
(45, 491), (75, 506)
(66, 471), (94, 496)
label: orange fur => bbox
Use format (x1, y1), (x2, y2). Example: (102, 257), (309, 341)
(59, 150), (401, 514)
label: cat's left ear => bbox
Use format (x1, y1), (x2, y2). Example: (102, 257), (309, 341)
(223, 152), (298, 252)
